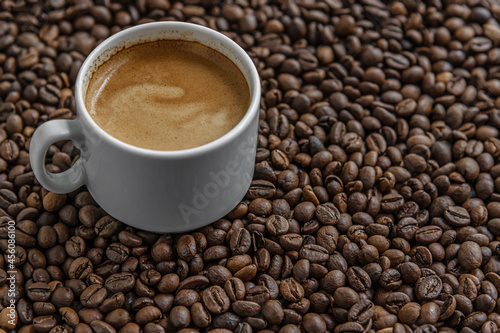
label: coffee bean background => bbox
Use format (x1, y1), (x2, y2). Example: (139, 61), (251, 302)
(1, 0), (500, 332)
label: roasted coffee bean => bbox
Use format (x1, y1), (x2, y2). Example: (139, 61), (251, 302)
(100, 292), (125, 313)
(395, 217), (418, 240)
(80, 284), (107, 308)
(247, 180), (276, 199)
(415, 276), (443, 301)
(105, 272), (135, 293)
(225, 277), (245, 302)
(89, 320), (116, 333)
(68, 257), (93, 280)
(315, 203), (340, 225)
(262, 300), (284, 325)
(58, 307), (78, 327)
(381, 194), (405, 213)
(346, 267), (371, 292)
(245, 284), (270, 304)
(106, 243), (130, 263)
(201, 286), (231, 314)
(51, 286), (74, 308)
(230, 228), (251, 255)
(266, 215), (289, 236)
(27, 282), (51, 302)
(32, 315), (57, 332)
(177, 275), (210, 292)
(316, 226), (339, 253)
(187, 303), (209, 328)
(177, 235), (197, 261)
(135, 306), (161, 326)
(299, 244), (329, 263)
(232, 300), (261, 316)
(334, 287), (360, 310)
(280, 278), (305, 302)
(380, 269), (403, 291)
(140, 269), (161, 286)
(302, 312), (327, 333)
(458, 241), (483, 271)
(95, 215), (121, 238)
(280, 234), (303, 251)
(348, 300), (374, 325)
(444, 206), (471, 227)
(385, 292), (411, 315)
(170, 306), (191, 328)
(415, 226), (442, 245)
(158, 273), (180, 293)
(258, 274), (279, 300)
(65, 236), (86, 258)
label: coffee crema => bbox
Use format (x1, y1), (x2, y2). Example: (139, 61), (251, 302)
(85, 40), (250, 151)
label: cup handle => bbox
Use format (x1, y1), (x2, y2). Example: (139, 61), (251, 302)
(30, 119), (87, 193)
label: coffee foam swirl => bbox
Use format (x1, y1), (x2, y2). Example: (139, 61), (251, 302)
(85, 40), (249, 151)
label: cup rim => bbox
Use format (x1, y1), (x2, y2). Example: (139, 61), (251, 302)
(75, 21), (260, 158)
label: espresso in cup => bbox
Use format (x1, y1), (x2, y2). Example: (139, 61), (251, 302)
(85, 39), (250, 151)
(31, 22), (260, 232)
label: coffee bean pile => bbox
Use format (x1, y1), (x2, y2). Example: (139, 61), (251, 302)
(1, 0), (500, 332)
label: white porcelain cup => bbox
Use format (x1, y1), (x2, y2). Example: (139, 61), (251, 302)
(29, 22), (260, 233)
